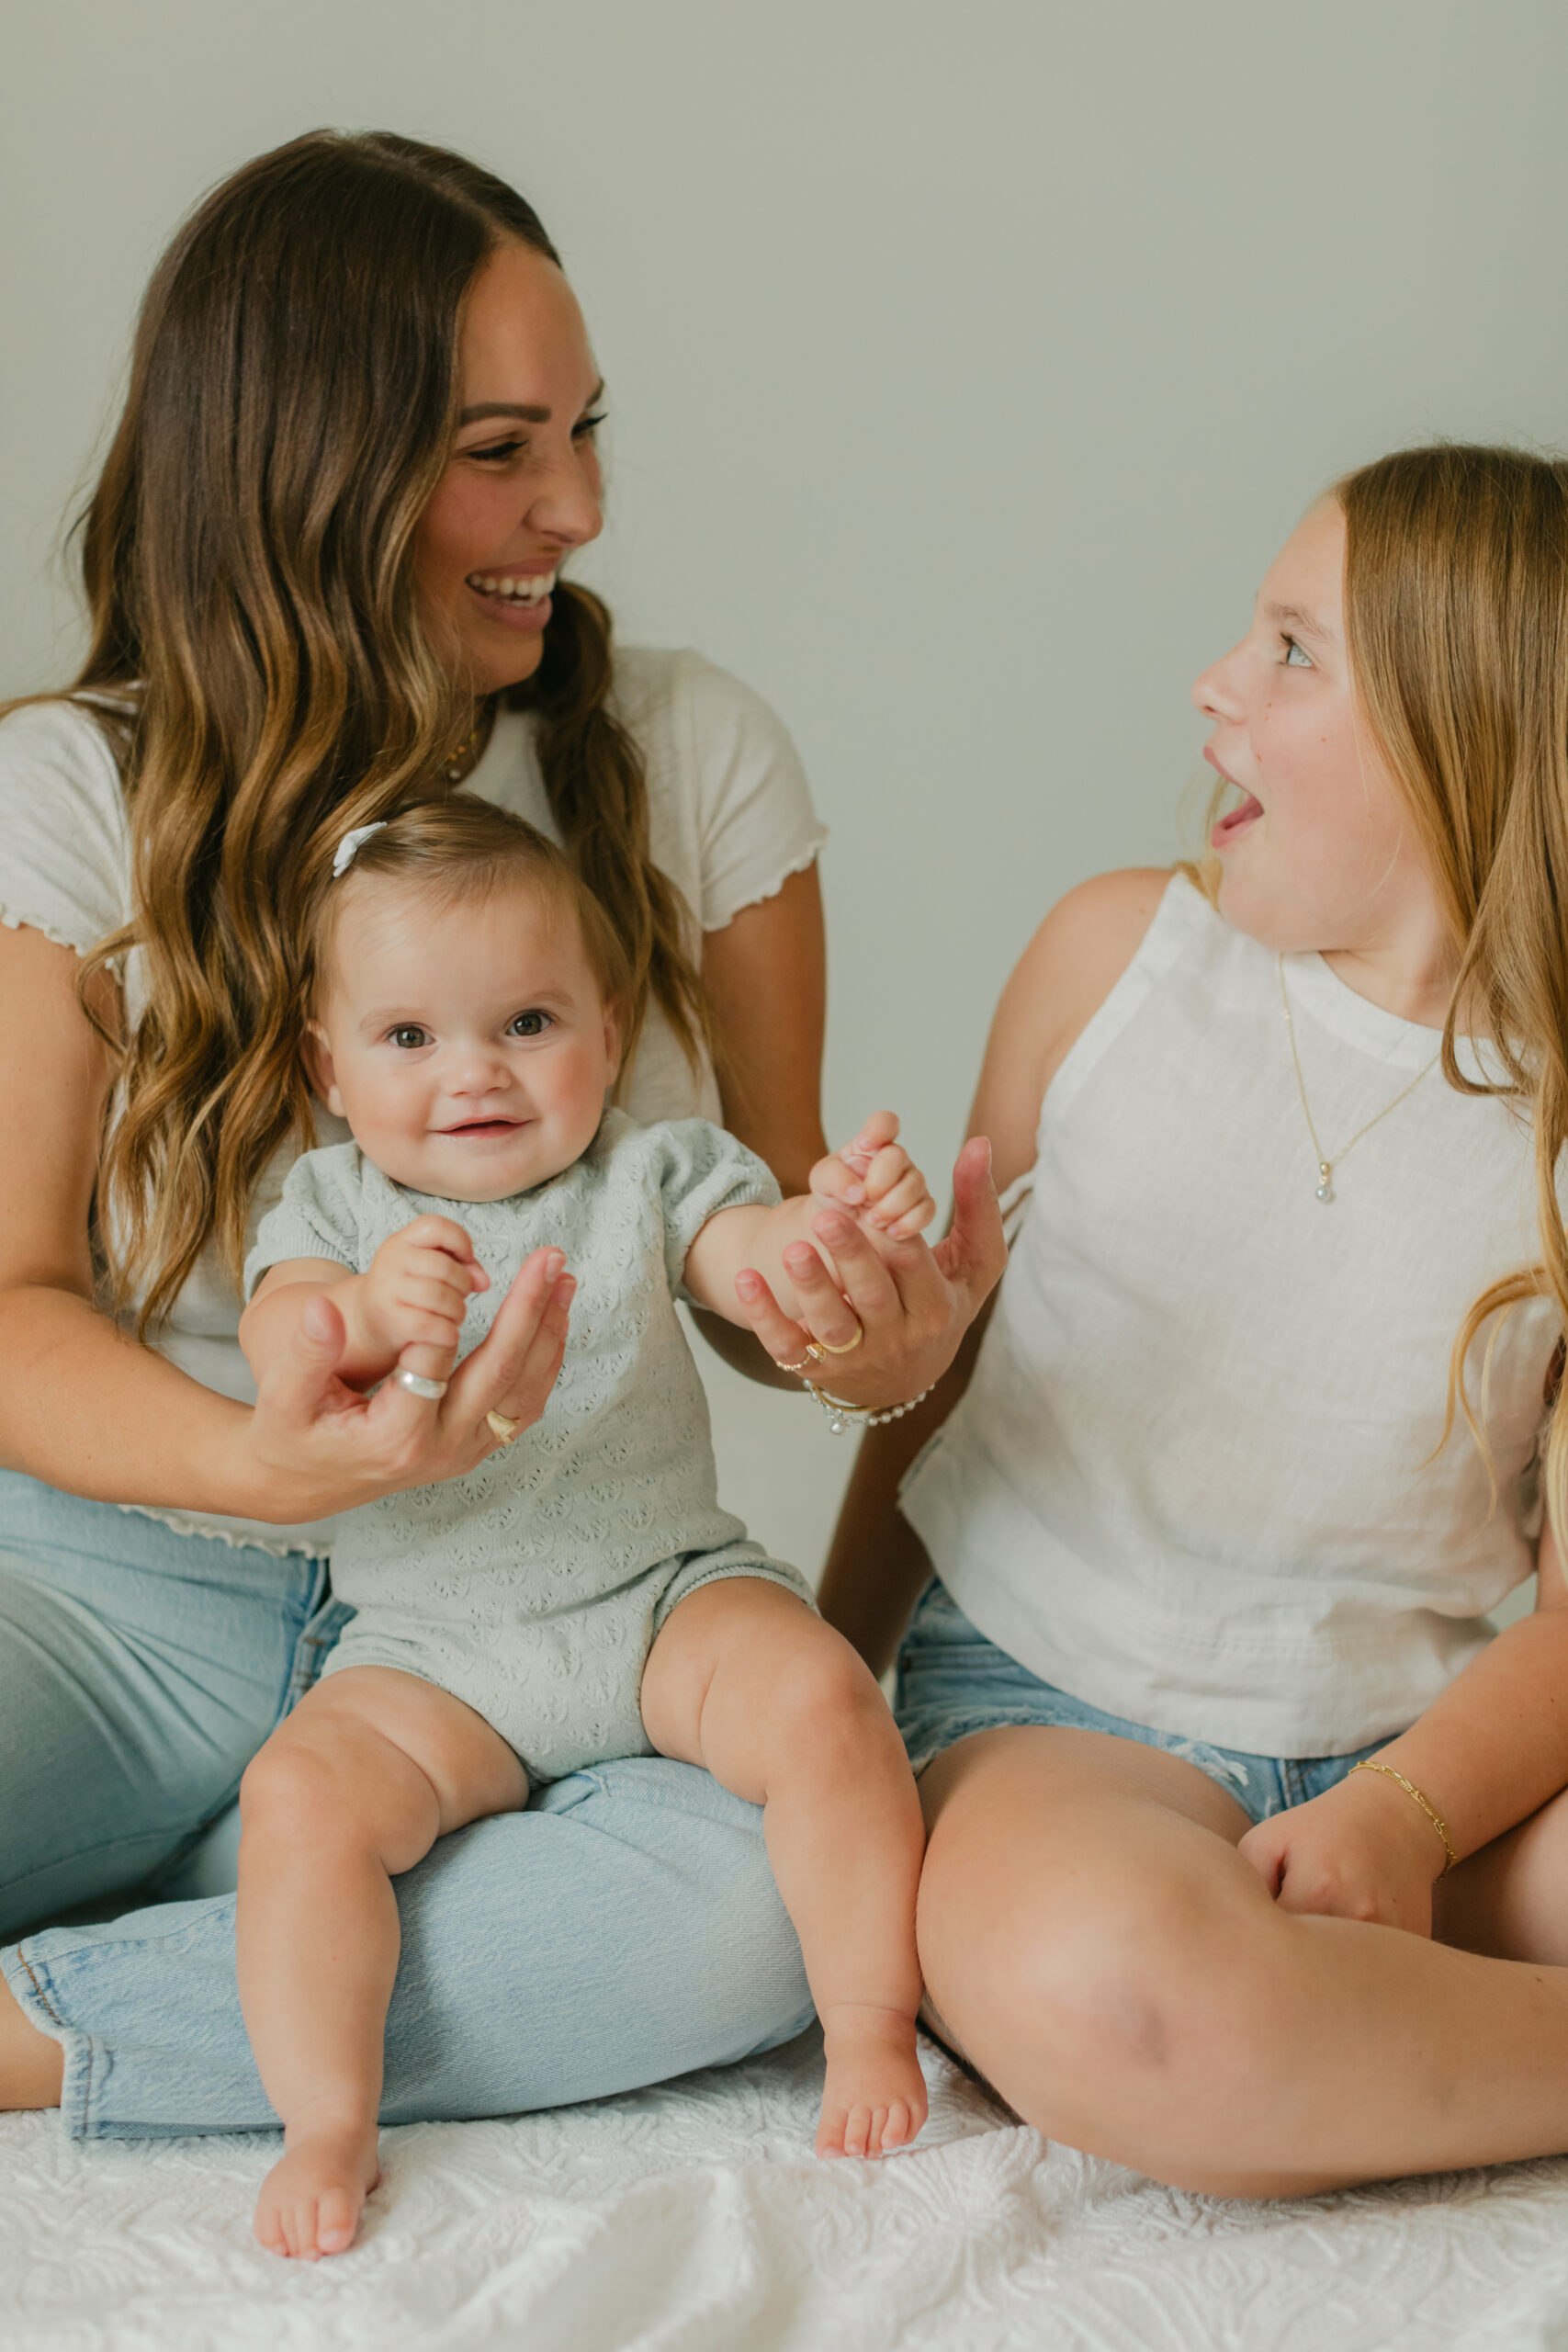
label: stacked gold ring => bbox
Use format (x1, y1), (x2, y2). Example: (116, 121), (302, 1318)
(778, 1319), (863, 1375)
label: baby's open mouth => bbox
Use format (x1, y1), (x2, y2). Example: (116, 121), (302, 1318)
(441, 1119), (524, 1136)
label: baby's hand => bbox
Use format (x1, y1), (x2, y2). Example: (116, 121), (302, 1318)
(361, 1215), (490, 1385)
(809, 1113), (936, 1242)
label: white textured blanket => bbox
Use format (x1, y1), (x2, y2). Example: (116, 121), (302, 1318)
(4, 2028), (1567, 2351)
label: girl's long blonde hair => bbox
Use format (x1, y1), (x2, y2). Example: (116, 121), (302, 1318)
(1334, 447), (1568, 1532)
(18, 130), (709, 1332)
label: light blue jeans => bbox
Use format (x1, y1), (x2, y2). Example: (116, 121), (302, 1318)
(896, 1579), (1396, 1821)
(0, 1471), (813, 2139)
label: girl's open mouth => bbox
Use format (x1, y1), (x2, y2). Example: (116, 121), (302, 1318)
(443, 1119), (523, 1137)
(1211, 792), (1262, 849)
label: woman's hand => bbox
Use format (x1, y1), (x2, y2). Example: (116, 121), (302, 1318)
(731, 1135), (1005, 1410)
(231, 1248), (575, 1523)
(1237, 1768), (1448, 1937)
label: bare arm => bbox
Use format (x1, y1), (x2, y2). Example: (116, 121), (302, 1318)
(241, 1216), (490, 1390)
(0, 922), (571, 1522)
(817, 868), (1174, 1670)
(0, 919), (255, 1510)
(683, 1111), (933, 1328)
(1244, 1517), (1568, 1931)
(691, 865), (829, 1385)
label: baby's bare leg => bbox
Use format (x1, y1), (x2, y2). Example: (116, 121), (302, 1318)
(641, 1579), (926, 2158)
(236, 1668), (526, 2259)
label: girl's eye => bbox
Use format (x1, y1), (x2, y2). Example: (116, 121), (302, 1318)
(509, 1010), (551, 1039)
(467, 436), (525, 465)
(1283, 637), (1314, 669)
(572, 412), (606, 441)
(389, 1025), (429, 1050)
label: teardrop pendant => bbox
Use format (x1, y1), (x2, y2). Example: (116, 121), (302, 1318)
(1314, 1161), (1334, 1204)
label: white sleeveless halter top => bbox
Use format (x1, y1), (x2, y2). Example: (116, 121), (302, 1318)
(901, 874), (1557, 1756)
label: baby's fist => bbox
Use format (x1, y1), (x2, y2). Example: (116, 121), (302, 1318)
(811, 1114), (936, 1241)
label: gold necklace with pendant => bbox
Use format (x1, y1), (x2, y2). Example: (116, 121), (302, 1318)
(1278, 956), (1441, 1203)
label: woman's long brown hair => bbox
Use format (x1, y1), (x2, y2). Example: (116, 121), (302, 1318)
(28, 130), (707, 1330)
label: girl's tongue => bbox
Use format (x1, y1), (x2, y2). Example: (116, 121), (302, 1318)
(1212, 792), (1263, 848)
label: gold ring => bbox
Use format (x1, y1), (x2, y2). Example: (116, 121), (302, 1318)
(811, 1321), (864, 1357)
(486, 1409), (523, 1445)
(776, 1352), (817, 1375)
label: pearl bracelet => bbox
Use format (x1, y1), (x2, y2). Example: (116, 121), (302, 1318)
(804, 1380), (933, 1435)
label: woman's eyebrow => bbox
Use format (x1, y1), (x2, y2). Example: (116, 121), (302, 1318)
(458, 401), (550, 425)
(457, 380), (606, 427)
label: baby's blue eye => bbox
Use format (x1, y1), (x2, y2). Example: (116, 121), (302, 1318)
(390, 1025), (429, 1049)
(509, 1010), (551, 1039)
(1283, 637), (1314, 668)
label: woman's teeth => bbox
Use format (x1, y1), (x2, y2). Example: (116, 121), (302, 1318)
(467, 570), (557, 603)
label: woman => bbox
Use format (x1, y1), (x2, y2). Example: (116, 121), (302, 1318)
(823, 448), (1568, 2196)
(0, 130), (1002, 2132)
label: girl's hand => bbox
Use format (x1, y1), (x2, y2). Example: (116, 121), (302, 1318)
(808, 1113), (937, 1242)
(231, 1248), (575, 1523)
(359, 1215), (490, 1386)
(732, 1135), (1006, 1410)
(1237, 1768), (1448, 1937)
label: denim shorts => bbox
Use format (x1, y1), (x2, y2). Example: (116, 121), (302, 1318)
(891, 1580), (1396, 1826)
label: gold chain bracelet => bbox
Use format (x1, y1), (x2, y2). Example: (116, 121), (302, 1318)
(1347, 1760), (1457, 1874)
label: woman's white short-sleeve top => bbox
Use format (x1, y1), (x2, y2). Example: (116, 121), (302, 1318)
(0, 646), (825, 1555)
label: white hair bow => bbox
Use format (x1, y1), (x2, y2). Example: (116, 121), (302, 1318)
(331, 821), (389, 881)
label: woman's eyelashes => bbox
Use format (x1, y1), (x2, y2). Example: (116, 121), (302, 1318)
(465, 413), (604, 466)
(1282, 636), (1314, 668)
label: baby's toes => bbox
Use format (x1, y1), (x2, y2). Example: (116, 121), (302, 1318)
(881, 2097), (916, 2152)
(841, 2102), (874, 2159)
(315, 2185), (360, 2256)
(815, 2102), (850, 2159)
(254, 2198), (289, 2259)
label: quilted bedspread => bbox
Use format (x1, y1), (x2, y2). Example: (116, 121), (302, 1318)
(5, 2026), (1568, 2351)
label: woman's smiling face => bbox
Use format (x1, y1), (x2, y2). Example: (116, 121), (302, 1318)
(413, 239), (606, 695)
(1190, 500), (1427, 956)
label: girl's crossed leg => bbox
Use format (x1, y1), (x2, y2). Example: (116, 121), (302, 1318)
(915, 1724), (1568, 2197)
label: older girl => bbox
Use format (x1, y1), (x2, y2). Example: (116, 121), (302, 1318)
(0, 132), (1001, 2134)
(826, 445), (1568, 2194)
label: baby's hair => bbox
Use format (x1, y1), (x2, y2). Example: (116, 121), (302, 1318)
(308, 797), (636, 1030)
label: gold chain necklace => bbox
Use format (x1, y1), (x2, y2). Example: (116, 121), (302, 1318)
(440, 701), (496, 786)
(1278, 956), (1441, 1203)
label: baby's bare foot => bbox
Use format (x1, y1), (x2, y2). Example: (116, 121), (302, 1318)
(254, 2109), (381, 2259)
(816, 2002), (928, 2159)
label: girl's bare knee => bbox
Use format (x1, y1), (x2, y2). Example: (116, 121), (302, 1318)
(928, 1861), (1292, 2149)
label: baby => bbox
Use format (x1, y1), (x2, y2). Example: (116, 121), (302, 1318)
(236, 797), (932, 2260)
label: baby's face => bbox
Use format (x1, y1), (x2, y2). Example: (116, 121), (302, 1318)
(308, 876), (620, 1202)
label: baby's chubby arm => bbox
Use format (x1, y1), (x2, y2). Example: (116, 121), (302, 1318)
(239, 1216), (490, 1393)
(683, 1114), (935, 1327)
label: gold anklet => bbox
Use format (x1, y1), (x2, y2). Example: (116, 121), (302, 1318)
(1347, 1760), (1457, 1874)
